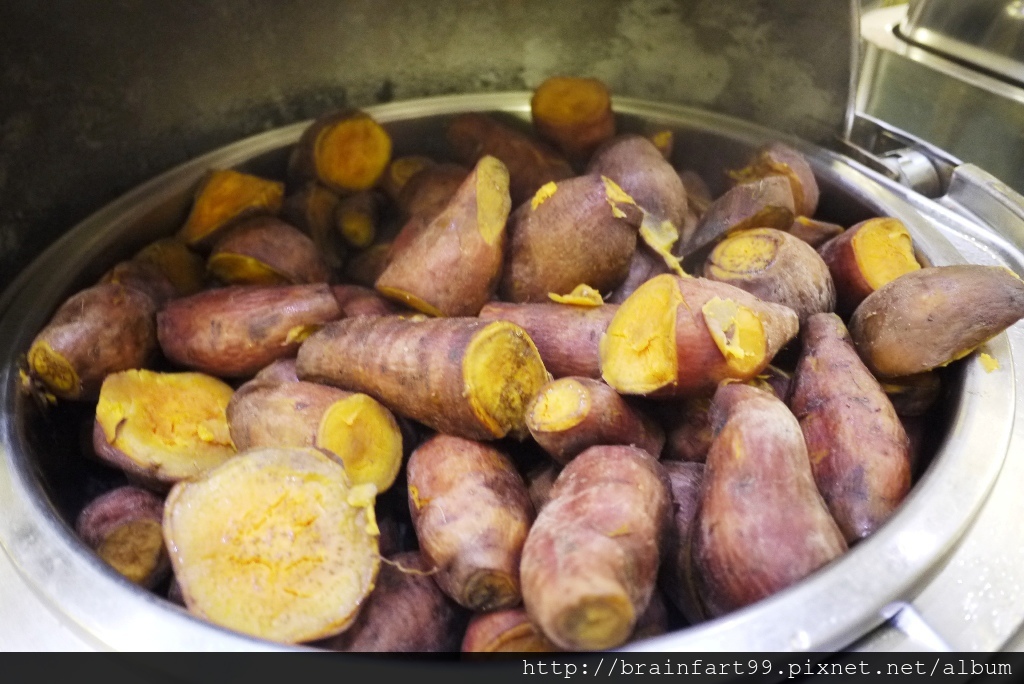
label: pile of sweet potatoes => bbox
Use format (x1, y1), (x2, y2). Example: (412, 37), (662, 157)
(23, 75), (1024, 652)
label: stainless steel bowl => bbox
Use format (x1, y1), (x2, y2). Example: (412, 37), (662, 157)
(1, 92), (1022, 652)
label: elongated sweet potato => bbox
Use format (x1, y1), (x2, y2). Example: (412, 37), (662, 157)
(520, 444), (671, 651)
(279, 182), (347, 270)
(376, 155), (512, 317)
(693, 383), (847, 617)
(157, 283), (342, 378)
(296, 316), (550, 441)
(27, 282), (158, 401)
(407, 435), (534, 611)
(207, 216), (330, 285)
(849, 264), (1024, 377)
(526, 376), (664, 464)
(531, 75), (616, 163)
(320, 551), (466, 652)
(500, 174), (643, 303)
(729, 142), (819, 217)
(658, 461), (706, 625)
(702, 227), (836, 325)
(818, 217), (921, 317)
(599, 274), (800, 397)
(178, 169), (284, 247)
(478, 301), (619, 379)
(76, 485), (170, 589)
(163, 447), (380, 644)
(446, 112), (573, 207)
(92, 369), (236, 488)
(288, 109), (393, 194)
(790, 313), (911, 542)
(227, 378), (403, 493)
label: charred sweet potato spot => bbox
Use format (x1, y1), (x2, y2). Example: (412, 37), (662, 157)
(179, 169), (284, 246)
(852, 217), (921, 291)
(705, 229), (782, 279)
(315, 114), (392, 192)
(207, 253), (291, 286)
(463, 321), (551, 439)
(317, 393), (403, 493)
(97, 519), (165, 585)
(600, 274), (682, 394)
(528, 378), (591, 432)
(477, 156), (512, 246)
(701, 297), (766, 376)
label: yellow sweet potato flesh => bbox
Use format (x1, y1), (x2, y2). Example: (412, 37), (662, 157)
(852, 217), (921, 291)
(163, 447), (380, 645)
(179, 169), (284, 246)
(207, 253), (291, 286)
(317, 393), (404, 493)
(701, 297), (766, 377)
(528, 378), (590, 432)
(315, 113), (393, 192)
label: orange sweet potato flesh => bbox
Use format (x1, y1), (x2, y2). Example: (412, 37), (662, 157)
(531, 75), (616, 163)
(27, 282), (158, 401)
(207, 216), (330, 285)
(406, 435), (534, 611)
(163, 447), (380, 645)
(520, 444), (671, 652)
(92, 369), (236, 488)
(790, 313), (911, 543)
(296, 316), (550, 441)
(692, 383), (847, 618)
(157, 283), (342, 378)
(133, 237), (207, 297)
(288, 109), (393, 194)
(178, 169), (284, 247)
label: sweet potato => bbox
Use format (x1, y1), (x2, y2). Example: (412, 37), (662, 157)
(692, 383), (847, 617)
(789, 216), (844, 249)
(520, 444), (671, 651)
(395, 162), (470, 221)
(599, 274), (800, 397)
(446, 112), (573, 207)
(729, 142), (820, 217)
(462, 608), (560, 652)
(287, 109), (393, 194)
(790, 313), (911, 542)
(296, 316), (550, 441)
(163, 447), (380, 644)
(658, 397), (714, 463)
(702, 227), (836, 325)
(227, 378), (403, 493)
(658, 461), (706, 625)
(608, 243), (674, 304)
(678, 170), (712, 220)
(526, 376), (664, 464)
(76, 485), (170, 589)
(478, 301), (619, 379)
(849, 265), (1024, 377)
(380, 155), (436, 203)
(344, 242), (392, 287)
(647, 129), (674, 162)
(530, 75), (615, 163)
(178, 169), (284, 247)
(406, 435), (534, 611)
(132, 237), (207, 297)
(92, 369), (236, 488)
(525, 461), (561, 513)
(500, 174), (643, 303)
(27, 282), (158, 401)
(157, 283), (342, 378)
(99, 257), (178, 308)
(279, 182), (347, 270)
(880, 371), (943, 417)
(335, 190), (383, 249)
(818, 217), (921, 317)
(331, 284), (403, 318)
(320, 551), (466, 652)
(376, 156), (512, 317)
(207, 216), (330, 285)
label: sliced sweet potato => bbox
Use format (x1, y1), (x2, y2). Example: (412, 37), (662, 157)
(530, 75), (615, 163)
(178, 169), (284, 247)
(288, 109), (393, 194)
(381, 155), (437, 203)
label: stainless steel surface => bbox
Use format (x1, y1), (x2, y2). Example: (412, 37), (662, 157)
(902, 0), (1024, 85)
(2, 92), (1023, 652)
(0, 0), (856, 294)
(858, 4), (1024, 194)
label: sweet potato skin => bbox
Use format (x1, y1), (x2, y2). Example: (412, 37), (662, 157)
(157, 284), (342, 378)
(530, 75), (616, 163)
(658, 461), (706, 625)
(331, 284), (403, 318)
(207, 216), (330, 285)
(462, 608), (561, 652)
(790, 313), (911, 542)
(227, 379), (350, 452)
(406, 435), (534, 611)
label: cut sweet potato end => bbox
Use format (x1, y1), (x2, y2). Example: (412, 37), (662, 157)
(532, 76), (612, 126)
(600, 274), (681, 395)
(337, 209), (376, 249)
(208, 253), (292, 286)
(705, 228), (782, 279)
(374, 285), (445, 317)
(96, 370), (236, 481)
(384, 155), (434, 200)
(852, 218), (921, 291)
(317, 393), (403, 493)
(164, 448), (380, 644)
(464, 570), (521, 612)
(701, 297), (767, 376)
(97, 519), (165, 586)
(556, 594), (634, 651)
(27, 341), (79, 397)
(548, 284), (604, 307)
(463, 322), (551, 439)
(180, 170), (284, 245)
(528, 378), (591, 433)
(315, 114), (393, 192)
(476, 156), (512, 246)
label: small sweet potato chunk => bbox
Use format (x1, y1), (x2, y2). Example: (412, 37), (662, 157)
(407, 435), (534, 611)
(520, 445), (671, 651)
(280, 182), (347, 270)
(682, 176), (795, 261)
(789, 216), (844, 249)
(335, 190), (383, 249)
(729, 142), (820, 217)
(178, 169), (284, 247)
(693, 383), (847, 618)
(132, 237), (207, 298)
(207, 216), (330, 285)
(27, 282), (157, 401)
(163, 447), (380, 644)
(288, 109), (393, 194)
(790, 313), (911, 542)
(76, 485), (170, 589)
(530, 75), (616, 163)
(462, 608), (560, 652)
(849, 265), (1024, 377)
(381, 155), (437, 203)
(157, 283), (342, 378)
(93, 369), (236, 487)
